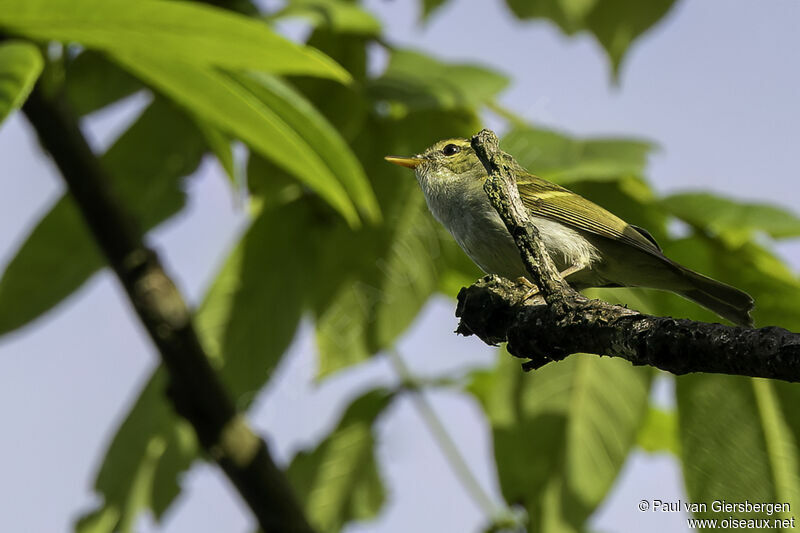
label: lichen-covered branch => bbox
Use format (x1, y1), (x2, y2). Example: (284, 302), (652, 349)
(22, 86), (314, 533)
(462, 130), (800, 382)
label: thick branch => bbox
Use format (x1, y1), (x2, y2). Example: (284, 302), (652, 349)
(456, 276), (800, 382)
(23, 87), (314, 532)
(463, 130), (800, 382)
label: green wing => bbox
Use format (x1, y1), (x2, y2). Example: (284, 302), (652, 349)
(515, 172), (663, 256)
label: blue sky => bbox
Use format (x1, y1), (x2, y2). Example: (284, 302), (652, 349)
(1, 1), (798, 532)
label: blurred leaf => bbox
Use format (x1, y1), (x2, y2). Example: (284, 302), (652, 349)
(368, 49), (508, 112)
(0, 40), (43, 126)
(288, 388), (394, 532)
(237, 72), (380, 223)
(198, 201), (313, 394)
(76, 370), (196, 533)
(79, 200), (313, 530)
(0, 98), (205, 336)
(290, 27), (370, 142)
(586, 0), (677, 75)
(677, 374), (800, 524)
(420, 0), (449, 20)
(0, 0), (350, 82)
(504, 0), (676, 74)
(503, 124), (654, 183)
(194, 119), (237, 186)
(636, 406), (679, 455)
(271, 0), (381, 35)
(315, 194), (440, 377)
(661, 192), (800, 245)
(470, 351), (650, 531)
(64, 50), (142, 116)
(112, 54), (366, 226)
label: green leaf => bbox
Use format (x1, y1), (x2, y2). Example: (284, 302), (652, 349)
(237, 72), (380, 223)
(79, 200), (313, 530)
(636, 406), (679, 455)
(193, 119), (237, 187)
(660, 192), (800, 245)
(315, 194), (440, 377)
(0, 98), (205, 336)
(502, 124), (654, 183)
(470, 351), (650, 531)
(0, 0), (350, 82)
(64, 50), (141, 116)
(198, 201), (312, 394)
(585, 0), (677, 75)
(289, 26), (371, 142)
(288, 389), (394, 532)
(270, 0), (382, 35)
(420, 0), (449, 20)
(0, 40), (43, 126)
(504, 0), (676, 74)
(112, 53), (365, 226)
(76, 370), (196, 533)
(368, 49), (509, 112)
(677, 374), (800, 524)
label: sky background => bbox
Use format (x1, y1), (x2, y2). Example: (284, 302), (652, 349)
(1, 0), (799, 531)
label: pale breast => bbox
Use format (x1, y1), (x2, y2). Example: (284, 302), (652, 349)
(420, 176), (601, 282)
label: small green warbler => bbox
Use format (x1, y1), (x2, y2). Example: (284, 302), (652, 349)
(386, 137), (754, 327)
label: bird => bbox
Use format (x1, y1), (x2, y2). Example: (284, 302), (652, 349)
(385, 136), (754, 327)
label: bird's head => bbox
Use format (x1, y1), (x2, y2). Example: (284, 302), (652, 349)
(384, 138), (487, 191)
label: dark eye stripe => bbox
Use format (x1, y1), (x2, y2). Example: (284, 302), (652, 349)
(442, 143), (460, 156)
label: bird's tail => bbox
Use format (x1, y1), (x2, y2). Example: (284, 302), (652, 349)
(674, 266), (754, 327)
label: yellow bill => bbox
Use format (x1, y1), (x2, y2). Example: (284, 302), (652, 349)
(384, 155), (422, 169)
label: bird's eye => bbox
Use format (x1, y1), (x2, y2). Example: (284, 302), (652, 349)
(442, 144), (461, 156)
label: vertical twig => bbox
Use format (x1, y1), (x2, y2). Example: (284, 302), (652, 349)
(470, 129), (576, 305)
(388, 349), (520, 527)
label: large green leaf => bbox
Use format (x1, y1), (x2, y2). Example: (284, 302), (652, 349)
(368, 49), (509, 112)
(0, 40), (43, 126)
(78, 200), (313, 530)
(270, 0), (382, 35)
(112, 53), (366, 226)
(0, 0), (350, 81)
(504, 0), (677, 74)
(661, 192), (800, 245)
(470, 351), (650, 532)
(236, 72), (380, 223)
(0, 98), (205, 337)
(288, 389), (394, 532)
(502, 125), (654, 184)
(677, 374), (800, 527)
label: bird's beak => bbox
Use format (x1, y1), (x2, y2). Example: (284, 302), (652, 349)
(384, 155), (423, 169)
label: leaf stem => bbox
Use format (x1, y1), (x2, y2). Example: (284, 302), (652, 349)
(485, 100), (528, 128)
(387, 349), (502, 519)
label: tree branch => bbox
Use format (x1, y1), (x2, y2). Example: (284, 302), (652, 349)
(462, 130), (800, 382)
(22, 86), (314, 532)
